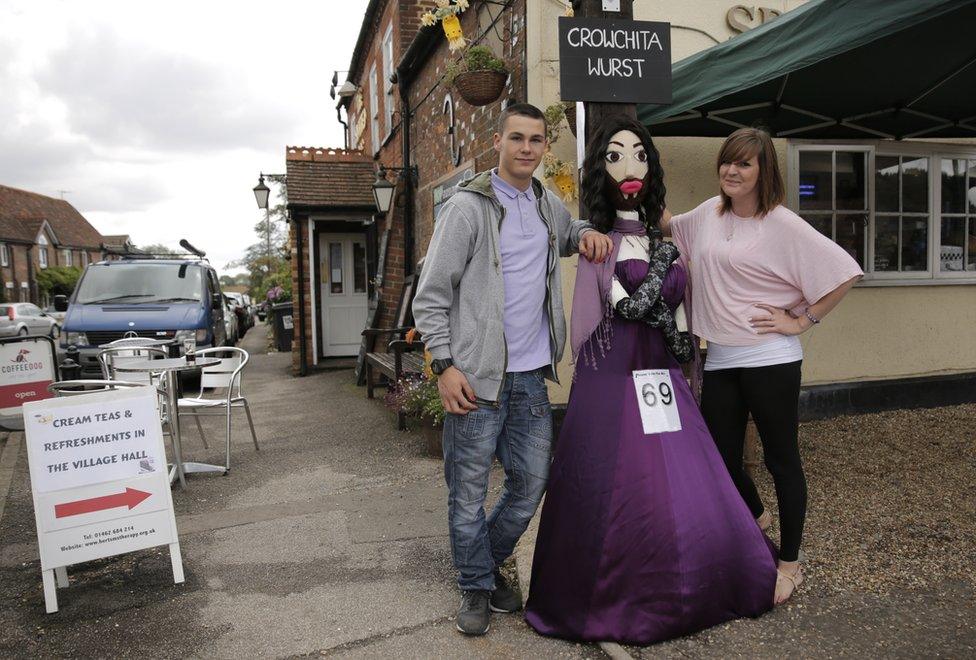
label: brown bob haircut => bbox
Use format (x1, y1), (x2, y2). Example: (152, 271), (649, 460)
(716, 127), (784, 217)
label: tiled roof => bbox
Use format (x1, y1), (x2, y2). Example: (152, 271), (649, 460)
(0, 184), (104, 248)
(285, 147), (376, 209)
(0, 216), (47, 243)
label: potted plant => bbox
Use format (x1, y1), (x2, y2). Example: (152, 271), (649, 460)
(446, 45), (509, 107)
(385, 373), (445, 458)
(544, 101), (578, 141)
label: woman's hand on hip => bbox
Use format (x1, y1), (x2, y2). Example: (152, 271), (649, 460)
(748, 304), (811, 336)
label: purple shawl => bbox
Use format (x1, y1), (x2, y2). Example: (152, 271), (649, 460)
(570, 217), (647, 368)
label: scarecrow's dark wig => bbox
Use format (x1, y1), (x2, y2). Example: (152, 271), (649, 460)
(581, 115), (666, 235)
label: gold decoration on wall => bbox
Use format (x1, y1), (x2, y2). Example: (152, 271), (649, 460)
(543, 152), (577, 203)
(421, 1), (470, 52)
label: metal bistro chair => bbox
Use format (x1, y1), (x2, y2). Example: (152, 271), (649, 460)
(177, 346), (259, 473)
(98, 346), (168, 385)
(96, 345), (205, 448)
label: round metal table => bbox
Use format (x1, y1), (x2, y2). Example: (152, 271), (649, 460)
(114, 356), (220, 488)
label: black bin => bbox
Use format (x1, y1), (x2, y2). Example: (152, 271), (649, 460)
(271, 302), (294, 353)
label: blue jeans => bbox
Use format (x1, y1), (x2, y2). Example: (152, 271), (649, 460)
(443, 368), (553, 591)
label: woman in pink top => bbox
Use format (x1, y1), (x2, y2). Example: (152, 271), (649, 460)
(664, 127), (863, 605)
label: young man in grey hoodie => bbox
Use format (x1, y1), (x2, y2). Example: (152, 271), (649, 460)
(413, 103), (612, 635)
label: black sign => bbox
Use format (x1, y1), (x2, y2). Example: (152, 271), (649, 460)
(558, 17), (672, 105)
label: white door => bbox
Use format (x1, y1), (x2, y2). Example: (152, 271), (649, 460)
(320, 233), (368, 357)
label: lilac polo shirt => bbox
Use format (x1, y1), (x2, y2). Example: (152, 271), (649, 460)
(491, 170), (552, 373)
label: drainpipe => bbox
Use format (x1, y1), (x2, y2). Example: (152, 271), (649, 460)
(336, 106), (349, 150)
(26, 245), (35, 304)
(395, 23), (441, 277)
(396, 72), (415, 276)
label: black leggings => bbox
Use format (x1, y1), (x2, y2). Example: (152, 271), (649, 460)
(701, 360), (806, 562)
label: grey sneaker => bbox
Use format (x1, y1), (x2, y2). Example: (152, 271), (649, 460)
(456, 590), (490, 635)
(489, 570), (523, 613)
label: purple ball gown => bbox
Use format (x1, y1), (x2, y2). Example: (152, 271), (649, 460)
(525, 259), (776, 645)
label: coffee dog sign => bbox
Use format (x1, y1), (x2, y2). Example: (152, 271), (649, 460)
(0, 336), (57, 428)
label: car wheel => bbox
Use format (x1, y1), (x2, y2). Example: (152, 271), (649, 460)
(50, 324), (61, 339)
(17, 327), (28, 337)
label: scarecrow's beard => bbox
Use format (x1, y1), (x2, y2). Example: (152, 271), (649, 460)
(605, 172), (650, 212)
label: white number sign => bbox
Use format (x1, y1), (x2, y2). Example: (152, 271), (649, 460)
(631, 369), (682, 435)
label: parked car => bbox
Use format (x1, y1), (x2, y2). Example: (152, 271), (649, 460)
(223, 294), (239, 346)
(44, 304), (67, 326)
(57, 257), (228, 377)
(0, 303), (60, 339)
(225, 292), (253, 333)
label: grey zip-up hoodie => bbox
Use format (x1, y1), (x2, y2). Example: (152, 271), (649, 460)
(413, 170), (594, 403)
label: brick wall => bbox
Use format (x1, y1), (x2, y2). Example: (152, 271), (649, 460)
(289, 218), (312, 375)
(0, 243), (32, 302)
(408, 0), (528, 265)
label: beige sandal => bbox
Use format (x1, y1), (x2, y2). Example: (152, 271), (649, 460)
(774, 566), (804, 606)
(756, 510), (772, 532)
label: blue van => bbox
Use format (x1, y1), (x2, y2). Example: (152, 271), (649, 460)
(57, 257), (228, 376)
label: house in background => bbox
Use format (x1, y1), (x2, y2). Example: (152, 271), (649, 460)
(0, 184), (105, 306)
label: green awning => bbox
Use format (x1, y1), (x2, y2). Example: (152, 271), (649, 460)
(639, 0), (976, 139)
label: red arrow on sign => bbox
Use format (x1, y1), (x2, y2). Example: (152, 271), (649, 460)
(54, 487), (151, 519)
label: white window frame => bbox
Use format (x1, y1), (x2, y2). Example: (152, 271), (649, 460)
(0, 243), (8, 267)
(37, 234), (49, 269)
(789, 140), (976, 286)
(933, 153), (976, 281)
(368, 64), (379, 155)
(62, 249), (72, 266)
(382, 24), (394, 140)
(81, 250), (89, 267)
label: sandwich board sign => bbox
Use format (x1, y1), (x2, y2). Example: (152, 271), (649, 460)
(22, 385), (183, 613)
(0, 335), (58, 431)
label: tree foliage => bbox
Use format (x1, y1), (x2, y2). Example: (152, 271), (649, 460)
(37, 266), (83, 297)
(138, 243), (180, 255)
(226, 174), (290, 303)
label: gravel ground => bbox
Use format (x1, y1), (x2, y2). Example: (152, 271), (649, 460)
(765, 403), (975, 597)
(623, 403), (976, 657)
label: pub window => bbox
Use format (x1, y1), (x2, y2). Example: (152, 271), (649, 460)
(797, 149), (869, 270)
(0, 243), (8, 267)
(369, 64), (379, 155)
(938, 158), (976, 273)
(382, 25), (394, 139)
(874, 155), (929, 273)
(793, 144), (976, 284)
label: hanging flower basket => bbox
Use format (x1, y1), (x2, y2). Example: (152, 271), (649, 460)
(453, 70), (508, 106)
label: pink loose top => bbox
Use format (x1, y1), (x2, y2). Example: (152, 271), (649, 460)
(671, 196), (864, 346)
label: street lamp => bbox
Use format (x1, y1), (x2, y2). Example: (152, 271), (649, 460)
(372, 168), (396, 215)
(253, 174), (272, 274)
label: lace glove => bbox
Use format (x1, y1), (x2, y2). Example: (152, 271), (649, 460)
(614, 241), (679, 320)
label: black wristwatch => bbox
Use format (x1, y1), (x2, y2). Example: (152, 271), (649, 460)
(430, 358), (454, 375)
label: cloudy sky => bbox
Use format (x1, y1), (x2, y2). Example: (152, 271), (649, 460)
(1, 0), (369, 274)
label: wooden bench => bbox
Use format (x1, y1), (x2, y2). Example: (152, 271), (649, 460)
(364, 334), (426, 430)
(360, 268), (427, 430)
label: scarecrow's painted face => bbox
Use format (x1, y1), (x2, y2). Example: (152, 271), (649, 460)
(603, 129), (651, 211)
